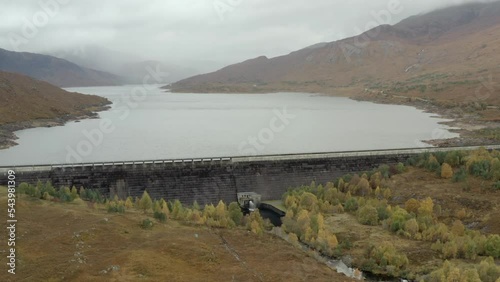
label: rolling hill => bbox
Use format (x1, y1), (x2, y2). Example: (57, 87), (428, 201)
(171, 1), (500, 106)
(0, 48), (124, 87)
(0, 71), (111, 148)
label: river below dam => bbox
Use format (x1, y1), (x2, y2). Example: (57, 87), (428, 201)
(0, 85), (459, 166)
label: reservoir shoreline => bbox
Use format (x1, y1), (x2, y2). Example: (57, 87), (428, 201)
(0, 87), (461, 165)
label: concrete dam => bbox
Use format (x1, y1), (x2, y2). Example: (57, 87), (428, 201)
(1, 146), (499, 205)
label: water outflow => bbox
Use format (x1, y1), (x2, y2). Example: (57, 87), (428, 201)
(257, 204), (285, 226)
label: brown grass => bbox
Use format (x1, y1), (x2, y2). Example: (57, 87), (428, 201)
(0, 188), (355, 282)
(0, 71), (109, 126)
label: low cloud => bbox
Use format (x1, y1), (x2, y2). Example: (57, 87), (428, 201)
(0, 0), (494, 71)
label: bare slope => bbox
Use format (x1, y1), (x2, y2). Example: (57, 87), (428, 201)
(171, 1), (500, 105)
(0, 71), (110, 148)
(0, 48), (124, 87)
(0, 71), (109, 125)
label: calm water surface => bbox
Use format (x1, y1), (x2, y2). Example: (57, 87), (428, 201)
(0, 85), (459, 165)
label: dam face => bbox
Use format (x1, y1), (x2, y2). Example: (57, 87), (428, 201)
(0, 153), (412, 205)
(2, 146), (497, 205)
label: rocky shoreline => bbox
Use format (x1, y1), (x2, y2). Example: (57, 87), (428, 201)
(350, 94), (500, 148)
(169, 87), (500, 148)
(0, 104), (111, 150)
(2, 89), (498, 152)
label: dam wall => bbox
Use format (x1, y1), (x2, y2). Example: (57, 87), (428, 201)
(2, 146), (498, 205)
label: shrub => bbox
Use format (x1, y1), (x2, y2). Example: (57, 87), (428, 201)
(192, 200), (201, 211)
(18, 182), (30, 194)
(140, 218), (154, 229)
(82, 189), (104, 203)
(107, 201), (125, 213)
(404, 198), (420, 215)
(489, 158), (500, 181)
(246, 210), (266, 235)
(40, 181), (56, 197)
(364, 242), (409, 276)
(389, 207), (410, 232)
(376, 205), (390, 221)
(378, 165), (390, 178)
(357, 205), (379, 226)
(344, 198), (359, 212)
(404, 218), (419, 238)
(452, 167), (468, 182)
(417, 197), (434, 217)
(153, 200), (162, 213)
(154, 211), (167, 223)
(451, 220), (465, 236)
(354, 178), (371, 196)
(139, 190), (153, 212)
(442, 240), (459, 259)
(70, 186), (79, 200)
(444, 151), (462, 167)
(477, 257), (500, 282)
(213, 200), (232, 228)
(426, 155), (441, 172)
(315, 228), (339, 257)
(296, 209), (312, 240)
(171, 200), (185, 220)
(484, 234), (500, 258)
(370, 172), (382, 189)
(299, 192), (319, 211)
(288, 233), (300, 246)
(42, 192), (53, 201)
(58, 187), (73, 202)
(441, 163), (453, 179)
(469, 159), (490, 179)
(429, 260), (482, 282)
(228, 202), (243, 226)
(79, 187), (86, 198)
(125, 197), (134, 209)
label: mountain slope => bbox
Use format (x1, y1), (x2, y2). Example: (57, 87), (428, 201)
(0, 71), (110, 125)
(0, 48), (124, 87)
(46, 45), (205, 84)
(0, 71), (110, 148)
(170, 1), (500, 105)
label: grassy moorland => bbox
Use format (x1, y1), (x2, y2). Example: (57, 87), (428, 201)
(6, 148), (500, 281)
(0, 186), (354, 282)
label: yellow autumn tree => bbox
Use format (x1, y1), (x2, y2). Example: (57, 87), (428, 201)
(418, 197), (434, 217)
(441, 163), (454, 179)
(405, 198), (421, 214)
(139, 190), (153, 213)
(404, 218), (419, 238)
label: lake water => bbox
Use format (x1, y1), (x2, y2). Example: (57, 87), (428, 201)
(0, 85), (459, 166)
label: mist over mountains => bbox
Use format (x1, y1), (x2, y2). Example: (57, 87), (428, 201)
(171, 1), (500, 106)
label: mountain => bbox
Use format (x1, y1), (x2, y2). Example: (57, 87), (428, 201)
(0, 71), (111, 148)
(0, 71), (110, 125)
(46, 45), (201, 84)
(170, 1), (500, 105)
(118, 61), (198, 84)
(0, 48), (124, 87)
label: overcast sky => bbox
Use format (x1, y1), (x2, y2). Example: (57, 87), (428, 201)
(0, 0), (492, 70)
